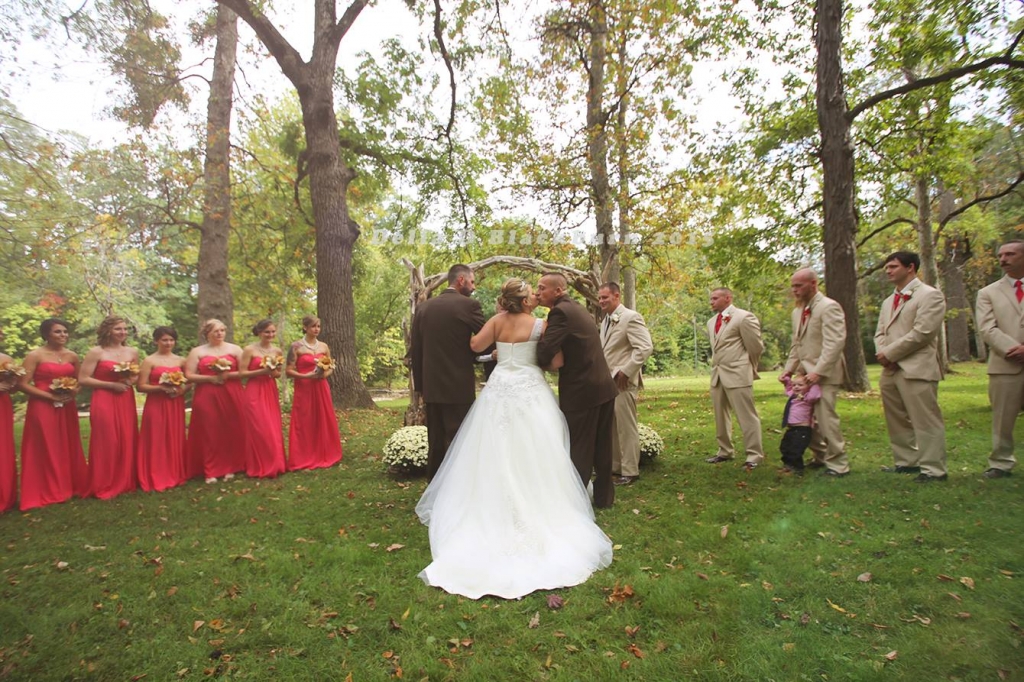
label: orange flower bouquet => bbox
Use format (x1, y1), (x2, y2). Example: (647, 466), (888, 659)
(112, 360), (140, 377)
(261, 355), (285, 371)
(211, 358), (234, 373)
(50, 376), (79, 408)
(315, 355), (336, 375)
(0, 360), (26, 377)
(158, 370), (187, 387)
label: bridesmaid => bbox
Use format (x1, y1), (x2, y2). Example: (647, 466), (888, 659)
(240, 319), (286, 478)
(136, 326), (189, 491)
(185, 319), (247, 483)
(79, 316), (139, 500)
(18, 318), (90, 510)
(286, 315), (343, 471)
(1, 327), (18, 513)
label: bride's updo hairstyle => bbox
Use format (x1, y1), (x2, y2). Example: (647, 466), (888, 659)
(498, 278), (531, 314)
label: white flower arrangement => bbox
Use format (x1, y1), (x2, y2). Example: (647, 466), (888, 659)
(382, 425), (429, 472)
(638, 423), (664, 463)
(609, 310), (622, 324)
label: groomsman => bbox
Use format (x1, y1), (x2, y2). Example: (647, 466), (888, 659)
(598, 282), (654, 486)
(874, 251), (948, 483)
(975, 239), (1024, 479)
(537, 272), (619, 508)
(409, 264), (485, 480)
(780, 269), (850, 477)
(705, 288), (765, 470)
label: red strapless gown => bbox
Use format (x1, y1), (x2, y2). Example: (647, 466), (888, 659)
(188, 355), (247, 479)
(20, 362), (90, 510)
(1, 393), (15, 512)
(244, 357), (286, 478)
(88, 360), (138, 499)
(288, 353), (343, 471)
(137, 365), (189, 491)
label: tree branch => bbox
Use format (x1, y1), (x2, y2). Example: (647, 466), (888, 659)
(214, 0), (306, 85)
(939, 171), (1024, 228)
(856, 216), (915, 248)
(849, 41), (1024, 121)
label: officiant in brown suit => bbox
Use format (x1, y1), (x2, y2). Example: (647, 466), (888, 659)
(536, 273), (619, 508)
(410, 264), (486, 480)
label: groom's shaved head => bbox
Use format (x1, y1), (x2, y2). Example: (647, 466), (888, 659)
(536, 273), (567, 308)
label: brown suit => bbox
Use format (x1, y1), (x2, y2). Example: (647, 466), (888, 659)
(708, 305), (764, 464)
(410, 288), (485, 478)
(874, 279), (947, 476)
(601, 305), (654, 478)
(784, 292), (849, 473)
(976, 276), (1024, 472)
(538, 294), (618, 508)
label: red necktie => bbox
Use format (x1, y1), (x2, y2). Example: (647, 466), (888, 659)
(800, 307), (811, 331)
(892, 292), (909, 312)
(714, 313), (723, 334)
(1016, 280), (1023, 303)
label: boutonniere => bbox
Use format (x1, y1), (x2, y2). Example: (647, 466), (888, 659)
(610, 310), (622, 324)
(721, 312), (732, 324)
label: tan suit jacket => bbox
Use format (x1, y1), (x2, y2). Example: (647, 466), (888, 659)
(874, 279), (945, 381)
(601, 305), (654, 391)
(784, 292), (847, 385)
(708, 305), (762, 388)
(977, 276), (1024, 375)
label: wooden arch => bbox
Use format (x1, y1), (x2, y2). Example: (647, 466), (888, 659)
(400, 256), (601, 425)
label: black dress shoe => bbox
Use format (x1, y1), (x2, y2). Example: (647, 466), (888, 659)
(882, 465), (921, 474)
(821, 469), (849, 478)
(705, 455), (732, 464)
(914, 473), (948, 483)
(780, 465), (805, 476)
(805, 460), (826, 469)
(613, 475), (639, 486)
(983, 468), (1012, 479)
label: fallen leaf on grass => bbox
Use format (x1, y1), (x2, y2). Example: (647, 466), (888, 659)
(720, 525), (728, 539)
(546, 594), (564, 610)
(606, 583), (635, 604)
(624, 625), (640, 638)
(937, 574), (955, 582)
(826, 599), (855, 617)
(626, 643), (645, 659)
(117, 619), (130, 630)
(857, 572), (872, 582)
(401, 607), (411, 620)
(232, 551), (256, 562)
(84, 545), (106, 551)
(959, 576), (975, 590)
(528, 612), (540, 629)
(999, 569), (1014, 577)
(885, 651), (898, 662)
(998, 670), (1010, 680)
(620, 660), (630, 670)
(955, 612), (971, 619)
(947, 592), (961, 602)
(782, 643), (795, 652)
(696, 572), (709, 581)
(388, 618), (402, 631)
(385, 544), (404, 552)
(193, 621), (205, 633)
(55, 561), (69, 571)
(382, 650), (394, 659)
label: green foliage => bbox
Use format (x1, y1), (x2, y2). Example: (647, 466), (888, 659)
(0, 303), (50, 357)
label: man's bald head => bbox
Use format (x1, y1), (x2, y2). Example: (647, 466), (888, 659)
(791, 268), (820, 304)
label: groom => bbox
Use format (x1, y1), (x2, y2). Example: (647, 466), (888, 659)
(536, 273), (619, 508)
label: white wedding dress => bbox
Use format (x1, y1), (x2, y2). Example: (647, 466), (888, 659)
(416, 318), (613, 599)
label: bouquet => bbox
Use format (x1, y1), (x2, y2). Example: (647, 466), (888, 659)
(50, 376), (79, 408)
(112, 360), (140, 377)
(315, 355), (336, 373)
(211, 357), (234, 373)
(0, 360), (26, 378)
(261, 355), (285, 371)
(159, 370), (187, 387)
(638, 423), (665, 463)
(382, 426), (429, 474)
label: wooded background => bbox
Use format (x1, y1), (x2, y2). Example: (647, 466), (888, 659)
(1, 0), (1021, 406)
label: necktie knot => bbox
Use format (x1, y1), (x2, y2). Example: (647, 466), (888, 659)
(892, 292), (910, 311)
(714, 313), (723, 334)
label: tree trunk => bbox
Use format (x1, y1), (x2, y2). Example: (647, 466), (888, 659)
(300, 70), (375, 409)
(941, 233), (972, 361)
(916, 175), (938, 286)
(615, 39), (635, 307)
(587, 1), (617, 283)
(815, 0), (870, 391)
(197, 4), (237, 341)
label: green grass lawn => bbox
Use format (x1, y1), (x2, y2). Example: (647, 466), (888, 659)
(1, 363), (1022, 681)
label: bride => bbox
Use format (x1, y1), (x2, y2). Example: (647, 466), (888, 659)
(416, 278), (613, 599)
